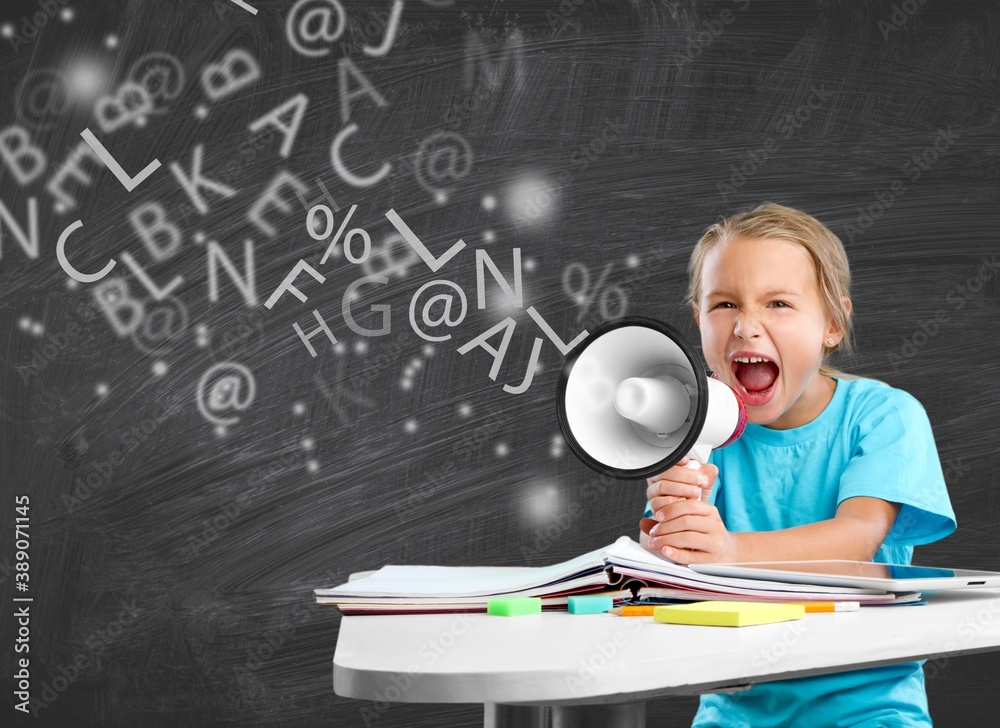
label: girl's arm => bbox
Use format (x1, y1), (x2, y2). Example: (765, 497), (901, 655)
(734, 496), (902, 562)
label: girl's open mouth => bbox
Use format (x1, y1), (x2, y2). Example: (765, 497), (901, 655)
(731, 358), (779, 407)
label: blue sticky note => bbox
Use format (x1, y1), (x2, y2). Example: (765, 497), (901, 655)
(568, 595), (614, 614)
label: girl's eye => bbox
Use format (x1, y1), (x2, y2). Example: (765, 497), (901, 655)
(771, 301), (790, 308)
(714, 302), (734, 309)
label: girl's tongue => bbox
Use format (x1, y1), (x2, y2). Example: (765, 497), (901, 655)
(736, 361), (779, 392)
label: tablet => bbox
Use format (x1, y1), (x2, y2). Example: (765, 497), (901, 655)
(689, 560), (1000, 592)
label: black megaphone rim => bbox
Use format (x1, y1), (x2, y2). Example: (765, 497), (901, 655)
(556, 316), (709, 480)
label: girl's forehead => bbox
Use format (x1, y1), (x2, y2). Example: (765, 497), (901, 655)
(702, 237), (816, 292)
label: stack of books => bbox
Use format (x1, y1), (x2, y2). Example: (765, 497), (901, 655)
(315, 536), (921, 614)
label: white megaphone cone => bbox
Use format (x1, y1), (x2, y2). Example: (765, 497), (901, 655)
(557, 317), (747, 484)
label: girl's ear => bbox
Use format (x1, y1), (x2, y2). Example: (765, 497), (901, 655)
(693, 305), (701, 328)
(826, 297), (852, 339)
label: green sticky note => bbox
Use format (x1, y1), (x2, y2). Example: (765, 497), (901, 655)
(487, 597), (542, 616)
(653, 601), (805, 627)
(567, 595), (614, 615)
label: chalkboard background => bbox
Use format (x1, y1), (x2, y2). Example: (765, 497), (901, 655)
(1, 0), (998, 725)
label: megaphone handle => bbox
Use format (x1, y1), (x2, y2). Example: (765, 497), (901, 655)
(683, 443), (712, 502)
(683, 459), (705, 501)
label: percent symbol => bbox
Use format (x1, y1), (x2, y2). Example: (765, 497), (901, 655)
(308, 203), (371, 265)
(562, 262), (628, 323)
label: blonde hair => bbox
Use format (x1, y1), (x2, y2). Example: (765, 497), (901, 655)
(687, 202), (858, 380)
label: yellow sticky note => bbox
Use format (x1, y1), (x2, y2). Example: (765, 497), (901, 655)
(653, 601), (805, 627)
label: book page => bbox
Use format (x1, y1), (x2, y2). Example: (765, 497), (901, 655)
(315, 542), (616, 598)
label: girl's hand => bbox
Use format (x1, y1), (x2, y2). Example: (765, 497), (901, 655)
(645, 456), (719, 513)
(641, 457), (735, 564)
(640, 499), (739, 564)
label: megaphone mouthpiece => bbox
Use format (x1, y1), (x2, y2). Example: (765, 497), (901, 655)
(614, 376), (691, 435)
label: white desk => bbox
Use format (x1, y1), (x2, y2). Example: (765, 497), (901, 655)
(333, 584), (1000, 728)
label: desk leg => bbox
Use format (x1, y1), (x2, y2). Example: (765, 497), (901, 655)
(484, 701), (646, 728)
(484, 703), (546, 728)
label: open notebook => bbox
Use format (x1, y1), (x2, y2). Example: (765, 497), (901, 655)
(315, 536), (921, 614)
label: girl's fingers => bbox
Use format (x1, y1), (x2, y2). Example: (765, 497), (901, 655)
(655, 544), (713, 565)
(649, 495), (685, 514)
(654, 530), (710, 553)
(645, 457), (691, 487)
(650, 496), (712, 521)
(677, 465), (709, 487)
(649, 514), (714, 537)
(646, 479), (704, 501)
(649, 465), (709, 494)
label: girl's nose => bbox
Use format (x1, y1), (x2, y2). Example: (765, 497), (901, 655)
(734, 313), (762, 339)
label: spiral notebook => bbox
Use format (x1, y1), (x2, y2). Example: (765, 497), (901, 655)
(315, 536), (921, 614)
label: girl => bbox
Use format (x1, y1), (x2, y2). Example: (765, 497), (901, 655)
(639, 202), (957, 726)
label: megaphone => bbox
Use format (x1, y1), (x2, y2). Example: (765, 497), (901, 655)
(557, 317), (747, 488)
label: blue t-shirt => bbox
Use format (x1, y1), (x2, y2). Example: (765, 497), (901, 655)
(642, 376), (957, 727)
